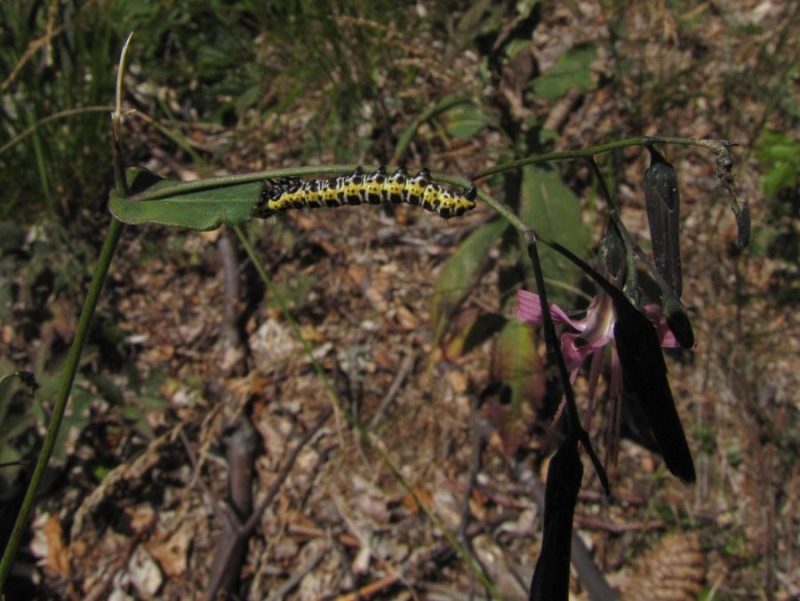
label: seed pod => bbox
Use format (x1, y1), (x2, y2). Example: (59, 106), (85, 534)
(645, 146), (682, 297)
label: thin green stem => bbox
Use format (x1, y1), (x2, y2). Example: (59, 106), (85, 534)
(391, 96), (470, 165)
(130, 165), (369, 202)
(0, 217), (124, 591)
(472, 135), (720, 181)
(233, 223), (345, 430)
(0, 106), (117, 157)
(129, 163), (480, 203)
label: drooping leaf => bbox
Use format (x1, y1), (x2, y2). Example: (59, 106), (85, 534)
(733, 198), (751, 249)
(613, 300), (696, 483)
(109, 169), (260, 231)
(645, 147), (682, 297)
(545, 240), (695, 483)
(530, 437), (583, 601)
(662, 296), (694, 350)
(430, 218), (508, 339)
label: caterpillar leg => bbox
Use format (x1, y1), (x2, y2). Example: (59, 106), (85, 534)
(363, 165), (387, 204)
(343, 169), (364, 205)
(384, 165), (408, 204)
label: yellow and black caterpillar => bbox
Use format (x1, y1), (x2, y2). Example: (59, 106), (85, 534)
(253, 166), (477, 219)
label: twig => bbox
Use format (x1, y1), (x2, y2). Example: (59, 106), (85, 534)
(245, 408), (331, 534)
(206, 416), (259, 599)
(205, 408), (333, 601)
(572, 516), (664, 534)
(265, 541), (328, 601)
(457, 394), (493, 599)
(334, 573), (401, 601)
(218, 229), (244, 360)
(369, 352), (416, 429)
(179, 429), (231, 527)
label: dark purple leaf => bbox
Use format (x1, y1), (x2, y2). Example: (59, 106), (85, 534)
(645, 147), (682, 297)
(530, 437), (583, 601)
(544, 239), (695, 482)
(613, 302), (695, 483)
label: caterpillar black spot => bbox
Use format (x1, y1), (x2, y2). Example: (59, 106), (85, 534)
(253, 166), (477, 219)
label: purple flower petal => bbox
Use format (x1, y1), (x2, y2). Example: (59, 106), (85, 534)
(515, 289), (580, 329)
(643, 304), (679, 348)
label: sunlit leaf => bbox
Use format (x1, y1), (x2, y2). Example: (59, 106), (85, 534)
(520, 165), (590, 297)
(109, 169), (259, 231)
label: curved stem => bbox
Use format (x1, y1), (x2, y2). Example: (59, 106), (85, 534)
(0, 106), (117, 157)
(0, 217), (124, 590)
(471, 135), (722, 181)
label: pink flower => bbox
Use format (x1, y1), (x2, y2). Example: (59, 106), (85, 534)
(514, 289), (677, 378)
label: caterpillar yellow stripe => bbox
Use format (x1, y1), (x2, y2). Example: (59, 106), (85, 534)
(253, 166), (477, 219)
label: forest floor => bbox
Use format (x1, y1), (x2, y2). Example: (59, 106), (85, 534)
(5, 2), (799, 600)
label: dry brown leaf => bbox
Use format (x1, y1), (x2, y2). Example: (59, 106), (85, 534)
(147, 524), (192, 578)
(30, 513), (70, 579)
(610, 531), (705, 601)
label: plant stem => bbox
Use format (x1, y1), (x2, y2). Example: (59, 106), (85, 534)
(472, 135), (712, 181)
(0, 217), (124, 591)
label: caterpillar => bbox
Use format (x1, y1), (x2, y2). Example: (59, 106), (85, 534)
(253, 166), (477, 219)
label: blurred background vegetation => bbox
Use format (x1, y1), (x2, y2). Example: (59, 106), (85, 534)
(1, 1), (798, 599)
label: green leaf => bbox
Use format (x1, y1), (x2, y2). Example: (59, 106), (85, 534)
(442, 102), (489, 139)
(756, 131), (800, 199)
(495, 318), (542, 409)
(109, 170), (260, 231)
(532, 42), (596, 100)
(519, 165), (590, 293)
(430, 218), (508, 338)
(393, 96), (472, 161)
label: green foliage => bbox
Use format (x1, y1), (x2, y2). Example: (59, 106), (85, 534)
(753, 132), (800, 265)
(519, 165), (590, 289)
(531, 43), (597, 101)
(429, 218), (509, 339)
(0, 369), (38, 487)
(442, 102), (490, 140)
(0, 0), (121, 220)
(1, 1), (426, 224)
(756, 131), (800, 200)
(110, 171), (260, 231)
(494, 318), (540, 409)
